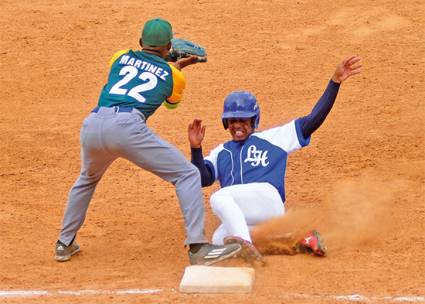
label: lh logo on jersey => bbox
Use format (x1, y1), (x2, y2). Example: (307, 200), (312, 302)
(244, 145), (269, 167)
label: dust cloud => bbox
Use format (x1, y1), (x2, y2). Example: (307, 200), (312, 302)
(251, 170), (406, 254)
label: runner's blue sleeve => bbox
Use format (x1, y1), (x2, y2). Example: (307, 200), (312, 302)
(191, 147), (215, 187)
(299, 80), (340, 138)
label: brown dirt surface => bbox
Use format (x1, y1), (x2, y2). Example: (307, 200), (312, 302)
(1, 1), (424, 303)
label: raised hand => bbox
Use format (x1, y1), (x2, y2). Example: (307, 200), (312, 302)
(188, 119), (206, 148)
(332, 56), (362, 83)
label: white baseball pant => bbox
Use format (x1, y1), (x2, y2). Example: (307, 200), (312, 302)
(210, 182), (285, 244)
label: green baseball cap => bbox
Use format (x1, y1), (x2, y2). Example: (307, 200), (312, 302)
(141, 18), (173, 46)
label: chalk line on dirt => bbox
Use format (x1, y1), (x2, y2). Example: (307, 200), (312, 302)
(1, 289), (424, 302)
(282, 293), (425, 302)
(0, 289), (162, 297)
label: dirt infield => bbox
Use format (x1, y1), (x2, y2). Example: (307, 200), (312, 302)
(1, 1), (424, 303)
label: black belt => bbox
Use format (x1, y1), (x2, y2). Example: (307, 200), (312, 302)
(91, 106), (134, 113)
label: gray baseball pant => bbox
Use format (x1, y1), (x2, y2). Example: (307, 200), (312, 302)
(59, 106), (207, 246)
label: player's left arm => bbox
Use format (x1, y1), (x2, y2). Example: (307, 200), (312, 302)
(298, 56), (362, 138)
(108, 49), (130, 67)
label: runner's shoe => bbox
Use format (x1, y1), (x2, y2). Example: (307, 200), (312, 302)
(55, 240), (80, 262)
(188, 243), (241, 266)
(295, 230), (327, 256)
(224, 236), (264, 262)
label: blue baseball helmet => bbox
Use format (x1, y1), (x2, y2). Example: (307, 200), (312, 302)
(222, 91), (260, 129)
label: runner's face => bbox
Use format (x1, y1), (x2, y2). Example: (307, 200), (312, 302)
(228, 118), (253, 141)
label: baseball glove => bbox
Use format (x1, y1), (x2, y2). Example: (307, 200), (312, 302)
(167, 38), (207, 63)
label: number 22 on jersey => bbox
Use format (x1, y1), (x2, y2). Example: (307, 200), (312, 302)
(109, 66), (158, 103)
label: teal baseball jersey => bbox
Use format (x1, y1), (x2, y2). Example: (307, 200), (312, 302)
(98, 49), (185, 119)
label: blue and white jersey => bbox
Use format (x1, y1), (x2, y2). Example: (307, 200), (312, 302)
(204, 119), (310, 202)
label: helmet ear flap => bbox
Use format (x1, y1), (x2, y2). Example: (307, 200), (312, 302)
(222, 119), (229, 130)
(250, 114), (260, 129)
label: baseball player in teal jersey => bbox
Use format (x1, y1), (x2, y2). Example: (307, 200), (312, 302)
(55, 18), (241, 265)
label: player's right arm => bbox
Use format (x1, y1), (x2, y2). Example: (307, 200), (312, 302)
(188, 119), (216, 187)
(163, 64), (186, 110)
(191, 147), (215, 187)
(163, 56), (200, 109)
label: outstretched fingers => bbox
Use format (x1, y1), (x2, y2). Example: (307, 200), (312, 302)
(189, 119), (200, 131)
(343, 56), (362, 76)
(348, 60), (362, 76)
(333, 55), (363, 83)
(346, 55), (361, 64)
(188, 119), (206, 148)
(349, 66), (362, 76)
(346, 56), (362, 69)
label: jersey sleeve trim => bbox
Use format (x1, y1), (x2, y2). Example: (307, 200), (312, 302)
(166, 64), (186, 104)
(163, 100), (179, 110)
(295, 118), (311, 147)
(109, 49), (130, 67)
(253, 120), (307, 153)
